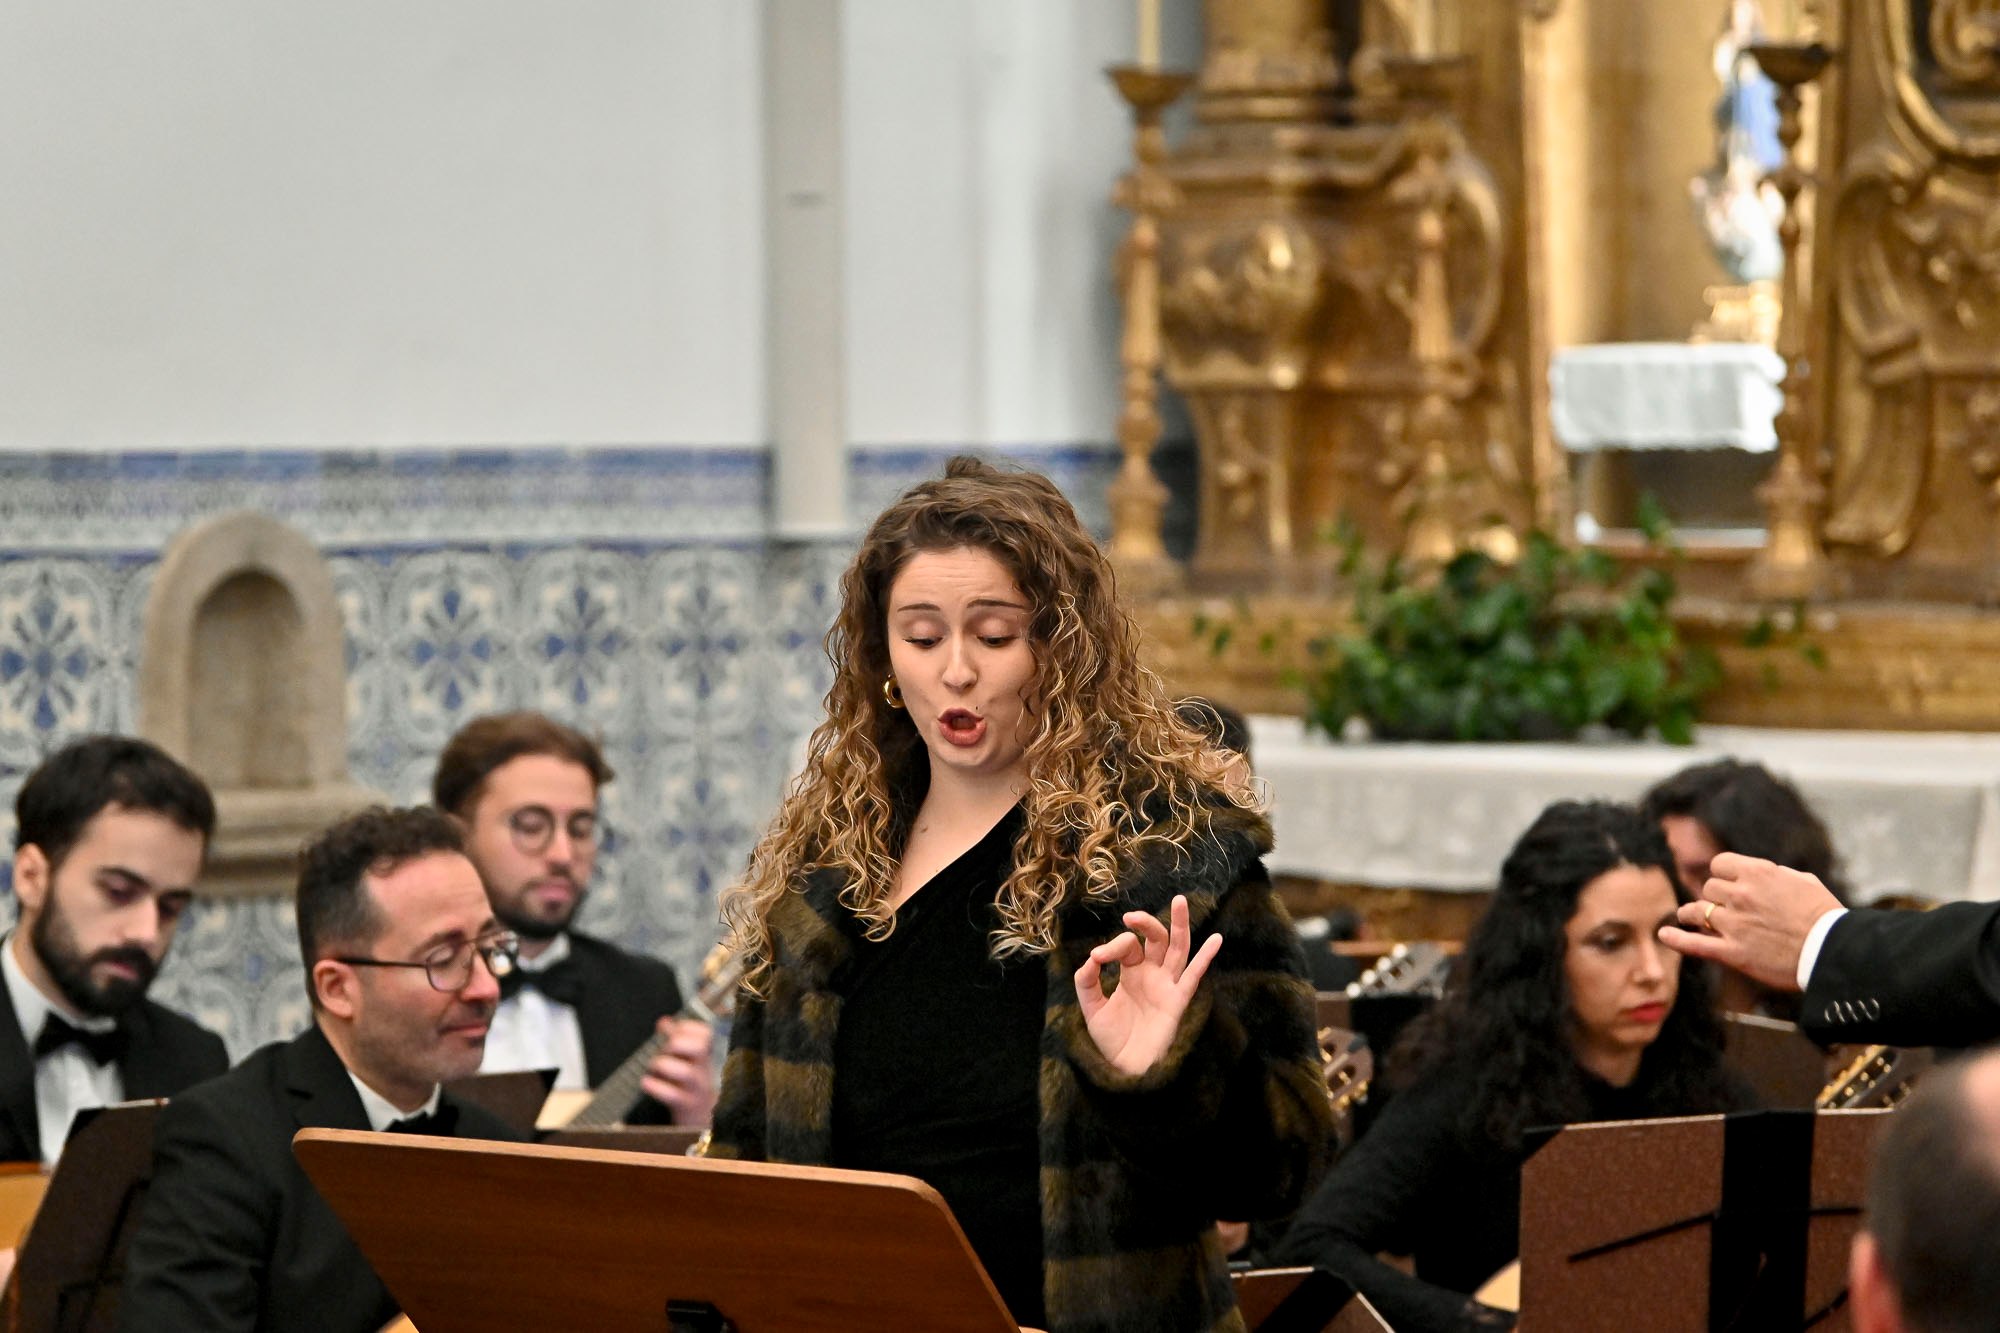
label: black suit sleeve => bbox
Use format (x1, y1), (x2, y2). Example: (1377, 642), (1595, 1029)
(1802, 901), (2000, 1047)
(118, 1090), (275, 1332)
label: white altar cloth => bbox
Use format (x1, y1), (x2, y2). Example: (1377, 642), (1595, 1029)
(1551, 342), (1784, 453)
(1250, 715), (2000, 905)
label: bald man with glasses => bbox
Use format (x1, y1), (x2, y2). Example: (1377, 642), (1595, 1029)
(120, 807), (527, 1333)
(432, 712), (714, 1126)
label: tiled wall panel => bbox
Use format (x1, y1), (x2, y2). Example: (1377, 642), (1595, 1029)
(0, 444), (1118, 1054)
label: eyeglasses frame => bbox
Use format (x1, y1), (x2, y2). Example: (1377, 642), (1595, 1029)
(331, 929), (523, 993)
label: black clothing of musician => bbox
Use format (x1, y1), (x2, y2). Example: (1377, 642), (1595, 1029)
(1274, 1060), (1750, 1332)
(830, 804), (1046, 1326)
(1275, 801), (1753, 1333)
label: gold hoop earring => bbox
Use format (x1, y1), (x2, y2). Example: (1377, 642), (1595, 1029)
(882, 676), (905, 709)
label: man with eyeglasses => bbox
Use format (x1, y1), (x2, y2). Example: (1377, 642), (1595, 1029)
(119, 805), (526, 1333)
(432, 711), (714, 1125)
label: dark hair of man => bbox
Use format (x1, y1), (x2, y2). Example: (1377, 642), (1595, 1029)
(14, 735), (217, 873)
(1175, 696), (1252, 760)
(295, 806), (465, 1006)
(430, 711), (614, 820)
(1388, 800), (1739, 1150)
(1639, 757), (1852, 904)
(1864, 1051), (2000, 1333)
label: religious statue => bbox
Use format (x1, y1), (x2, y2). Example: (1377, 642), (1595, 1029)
(1690, 0), (1785, 342)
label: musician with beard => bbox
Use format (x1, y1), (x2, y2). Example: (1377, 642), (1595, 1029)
(433, 712), (714, 1125)
(120, 806), (526, 1332)
(1, 736), (228, 1164)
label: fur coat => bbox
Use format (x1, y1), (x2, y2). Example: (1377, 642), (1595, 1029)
(707, 800), (1334, 1333)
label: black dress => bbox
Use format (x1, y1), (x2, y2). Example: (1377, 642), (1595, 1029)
(1273, 1059), (1752, 1333)
(829, 806), (1048, 1326)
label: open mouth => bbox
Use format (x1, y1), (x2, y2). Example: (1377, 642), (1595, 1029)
(938, 709), (987, 747)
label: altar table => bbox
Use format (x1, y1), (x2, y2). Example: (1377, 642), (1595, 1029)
(1551, 342), (1784, 453)
(1251, 715), (2000, 904)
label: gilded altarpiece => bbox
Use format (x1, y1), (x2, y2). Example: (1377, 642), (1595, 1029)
(1819, 0), (2000, 599)
(1143, 0), (2000, 733)
(1157, 0), (1556, 591)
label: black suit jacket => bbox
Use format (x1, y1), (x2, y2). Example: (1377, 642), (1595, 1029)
(0, 978), (228, 1163)
(118, 1024), (524, 1333)
(1803, 901), (2000, 1047)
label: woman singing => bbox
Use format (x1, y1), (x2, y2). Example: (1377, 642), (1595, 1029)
(1273, 801), (1751, 1333)
(710, 458), (1333, 1332)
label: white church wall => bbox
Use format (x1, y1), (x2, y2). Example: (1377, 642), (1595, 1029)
(0, 1), (1158, 455)
(0, 3), (1176, 1054)
(842, 0), (1135, 449)
(0, 0), (765, 449)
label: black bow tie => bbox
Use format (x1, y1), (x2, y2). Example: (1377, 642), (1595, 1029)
(498, 958), (580, 1007)
(33, 1014), (128, 1067)
(386, 1102), (460, 1136)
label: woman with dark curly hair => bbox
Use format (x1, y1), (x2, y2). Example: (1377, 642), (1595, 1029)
(1273, 800), (1752, 1333)
(710, 457), (1333, 1333)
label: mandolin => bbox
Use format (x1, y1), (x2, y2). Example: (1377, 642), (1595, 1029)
(0, 1165), (48, 1250)
(1341, 941), (1452, 1001)
(1316, 1024), (1373, 1147)
(539, 944), (742, 1131)
(1310, 941), (1455, 1140)
(1816, 1043), (1932, 1110)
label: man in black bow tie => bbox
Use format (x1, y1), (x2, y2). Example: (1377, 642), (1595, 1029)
(1, 736), (228, 1165)
(434, 712), (714, 1125)
(120, 805), (526, 1333)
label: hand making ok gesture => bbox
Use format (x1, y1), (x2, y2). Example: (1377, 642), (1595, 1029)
(1073, 894), (1223, 1077)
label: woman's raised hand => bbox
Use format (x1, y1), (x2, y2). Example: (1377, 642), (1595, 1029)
(1072, 894), (1223, 1077)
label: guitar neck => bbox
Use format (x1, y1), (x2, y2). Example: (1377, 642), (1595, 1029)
(564, 1029), (672, 1129)
(1344, 941), (1452, 1000)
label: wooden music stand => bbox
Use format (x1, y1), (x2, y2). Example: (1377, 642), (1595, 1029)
(442, 1067), (559, 1135)
(1231, 1267), (1393, 1332)
(1721, 1012), (1828, 1109)
(1517, 1108), (1892, 1331)
(4, 1101), (165, 1333)
(294, 1129), (1034, 1332)
(1803, 1110), (1887, 1327)
(543, 1125), (706, 1156)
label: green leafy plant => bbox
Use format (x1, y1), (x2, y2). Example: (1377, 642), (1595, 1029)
(1303, 505), (1724, 744)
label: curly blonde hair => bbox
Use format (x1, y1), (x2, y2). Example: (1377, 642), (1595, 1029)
(722, 456), (1254, 991)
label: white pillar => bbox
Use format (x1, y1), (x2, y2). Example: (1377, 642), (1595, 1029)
(764, 0), (848, 537)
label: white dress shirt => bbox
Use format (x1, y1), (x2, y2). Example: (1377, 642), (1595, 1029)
(1796, 907), (1849, 990)
(347, 1070), (442, 1131)
(478, 932), (589, 1090)
(3, 932), (123, 1165)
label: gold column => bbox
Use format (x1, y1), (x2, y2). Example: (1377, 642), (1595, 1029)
(1106, 65), (1194, 595)
(1746, 39), (1840, 600)
(1379, 54), (1513, 564)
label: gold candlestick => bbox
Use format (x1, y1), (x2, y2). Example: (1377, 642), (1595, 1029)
(1746, 40), (1841, 600)
(1106, 65), (1193, 596)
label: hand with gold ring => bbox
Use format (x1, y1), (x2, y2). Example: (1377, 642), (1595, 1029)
(1658, 852), (1844, 993)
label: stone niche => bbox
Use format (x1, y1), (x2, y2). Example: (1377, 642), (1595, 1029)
(140, 511), (380, 897)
